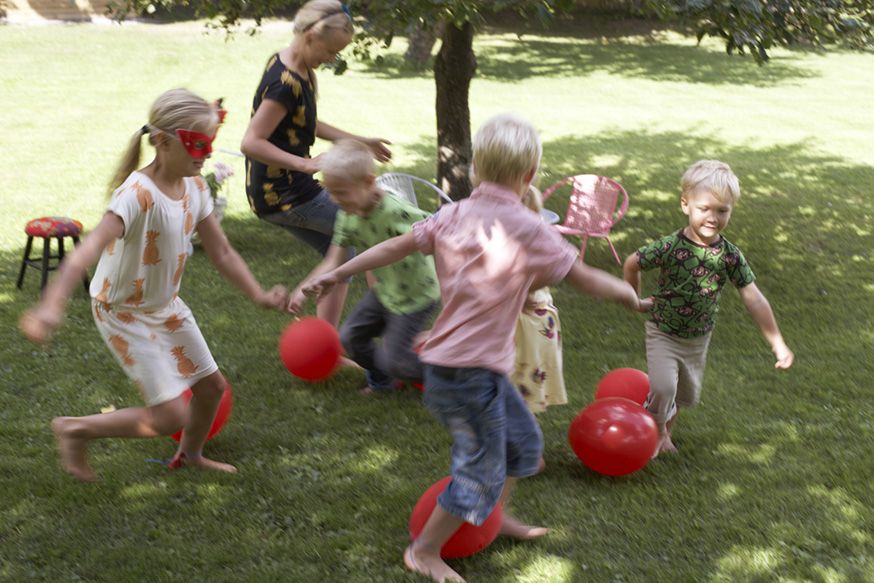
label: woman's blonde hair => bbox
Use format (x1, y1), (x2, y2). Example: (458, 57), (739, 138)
(471, 113), (542, 187)
(681, 159), (741, 204)
(107, 88), (218, 196)
(291, 1), (354, 99)
(292, 0), (354, 35)
(320, 139), (374, 183)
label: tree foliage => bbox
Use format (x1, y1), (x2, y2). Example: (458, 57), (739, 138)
(107, 0), (873, 198)
(644, 0), (874, 62)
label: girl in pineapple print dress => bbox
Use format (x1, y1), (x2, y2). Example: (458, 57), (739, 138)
(20, 89), (288, 481)
(510, 185), (568, 414)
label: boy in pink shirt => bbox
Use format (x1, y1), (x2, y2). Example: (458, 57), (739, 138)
(302, 114), (640, 582)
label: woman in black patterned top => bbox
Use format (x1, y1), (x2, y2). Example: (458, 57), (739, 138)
(241, 0), (391, 327)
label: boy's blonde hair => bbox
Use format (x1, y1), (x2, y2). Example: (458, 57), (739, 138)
(108, 88), (218, 196)
(681, 159), (741, 204)
(471, 114), (542, 187)
(293, 0), (354, 35)
(320, 139), (375, 183)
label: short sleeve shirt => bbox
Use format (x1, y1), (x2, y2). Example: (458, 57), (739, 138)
(332, 194), (439, 314)
(412, 182), (579, 375)
(245, 54), (322, 217)
(636, 229), (755, 338)
(89, 171), (213, 311)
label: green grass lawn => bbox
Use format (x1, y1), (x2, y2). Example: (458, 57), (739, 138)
(1, 18), (873, 582)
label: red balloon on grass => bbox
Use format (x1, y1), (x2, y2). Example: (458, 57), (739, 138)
(568, 397), (658, 476)
(170, 382), (233, 442)
(278, 317), (342, 381)
(595, 367), (650, 406)
(409, 476), (503, 559)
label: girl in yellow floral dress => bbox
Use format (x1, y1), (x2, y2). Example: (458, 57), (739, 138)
(510, 186), (567, 414)
(20, 89), (288, 481)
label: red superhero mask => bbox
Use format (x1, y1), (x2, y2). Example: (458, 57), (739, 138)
(175, 129), (214, 160)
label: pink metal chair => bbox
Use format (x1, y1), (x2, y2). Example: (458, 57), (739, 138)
(541, 174), (629, 264)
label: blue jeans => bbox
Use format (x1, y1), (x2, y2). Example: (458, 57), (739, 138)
(422, 365), (543, 525)
(340, 291), (436, 390)
(262, 189), (355, 262)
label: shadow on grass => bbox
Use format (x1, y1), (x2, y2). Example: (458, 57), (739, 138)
(359, 23), (815, 87)
(1, 128), (872, 580)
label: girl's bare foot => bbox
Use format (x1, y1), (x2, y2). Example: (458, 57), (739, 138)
(51, 417), (96, 482)
(404, 544), (466, 583)
(499, 514), (548, 540)
(168, 451), (237, 473)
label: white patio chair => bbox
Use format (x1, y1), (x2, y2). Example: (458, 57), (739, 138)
(376, 172), (453, 208)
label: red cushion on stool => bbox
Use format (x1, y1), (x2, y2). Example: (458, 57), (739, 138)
(25, 217), (83, 238)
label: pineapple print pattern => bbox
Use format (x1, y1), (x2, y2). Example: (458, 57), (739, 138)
(125, 279), (145, 307)
(164, 313), (184, 332)
(172, 253), (186, 286)
(280, 71), (302, 97)
(292, 105), (306, 127)
(106, 238), (116, 256)
(182, 194), (194, 235)
(109, 334), (136, 366)
(143, 230), (161, 265)
(172, 346), (198, 377)
(116, 311), (137, 324)
(134, 182), (154, 212)
(95, 277), (111, 303)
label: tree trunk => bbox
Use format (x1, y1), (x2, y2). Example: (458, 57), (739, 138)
(434, 21), (476, 200)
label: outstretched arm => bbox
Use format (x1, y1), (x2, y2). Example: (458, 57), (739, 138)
(738, 282), (794, 369)
(315, 121), (392, 163)
(622, 252), (652, 313)
(197, 214), (288, 310)
(287, 244), (348, 313)
(564, 259), (640, 311)
(302, 232), (417, 300)
(19, 211), (123, 343)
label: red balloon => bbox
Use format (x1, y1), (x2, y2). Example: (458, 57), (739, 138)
(595, 368), (650, 406)
(409, 476), (503, 559)
(170, 381), (233, 442)
(568, 397), (658, 476)
(278, 317), (342, 381)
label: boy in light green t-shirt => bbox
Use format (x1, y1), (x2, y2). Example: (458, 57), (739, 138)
(289, 140), (439, 392)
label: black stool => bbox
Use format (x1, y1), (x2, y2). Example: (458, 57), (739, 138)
(17, 216), (90, 292)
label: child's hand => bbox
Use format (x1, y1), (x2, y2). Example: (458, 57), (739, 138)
(287, 289), (308, 314)
(254, 285), (289, 311)
(19, 306), (62, 344)
(638, 296), (654, 313)
(773, 343), (794, 369)
(302, 272), (340, 301)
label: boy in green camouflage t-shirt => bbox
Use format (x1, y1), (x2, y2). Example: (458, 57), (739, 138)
(624, 160), (794, 457)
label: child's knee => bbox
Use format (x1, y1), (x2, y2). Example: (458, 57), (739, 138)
(151, 398), (188, 435)
(192, 373), (226, 401)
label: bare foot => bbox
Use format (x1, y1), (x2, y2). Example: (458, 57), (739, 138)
(499, 514), (548, 540)
(404, 544), (465, 583)
(51, 417), (96, 482)
(340, 356), (362, 370)
(168, 452), (237, 473)
(660, 434), (679, 454)
(651, 433), (678, 459)
(536, 456), (546, 474)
